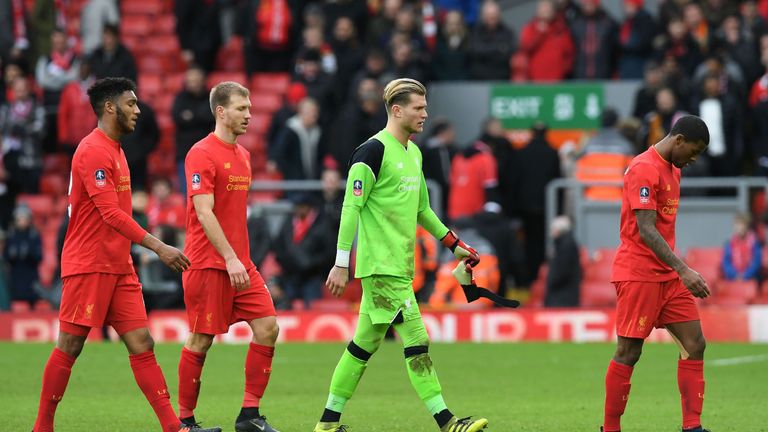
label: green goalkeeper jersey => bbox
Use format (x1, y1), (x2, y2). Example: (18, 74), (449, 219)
(337, 129), (449, 279)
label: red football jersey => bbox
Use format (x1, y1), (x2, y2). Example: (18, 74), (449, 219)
(62, 128), (146, 277)
(612, 146), (681, 282)
(184, 133), (254, 270)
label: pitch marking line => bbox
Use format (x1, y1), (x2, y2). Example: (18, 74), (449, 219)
(710, 353), (768, 367)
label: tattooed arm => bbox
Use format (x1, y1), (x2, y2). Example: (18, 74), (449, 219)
(635, 209), (710, 298)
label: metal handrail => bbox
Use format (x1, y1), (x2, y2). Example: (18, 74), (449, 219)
(545, 177), (768, 253)
(249, 179), (444, 220)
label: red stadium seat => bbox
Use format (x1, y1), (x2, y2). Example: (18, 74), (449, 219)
(138, 73), (163, 100)
(53, 197), (69, 218)
(684, 248), (723, 286)
(121, 15), (152, 38)
(580, 280), (617, 307)
(148, 34), (181, 55)
(137, 55), (174, 74)
(39, 174), (68, 197)
(238, 132), (263, 153)
(250, 73), (291, 94)
(587, 248), (616, 280)
(249, 113), (272, 135)
(527, 264), (548, 307)
(151, 94), (175, 115)
(164, 73), (186, 95)
(155, 14), (176, 35)
(11, 301), (31, 312)
(40, 227), (60, 284)
(753, 283), (768, 304)
(207, 72), (248, 89)
(147, 151), (176, 178)
(249, 170), (283, 201)
(43, 154), (71, 175)
(44, 212), (64, 234)
(710, 280), (758, 305)
(156, 113), (175, 135)
(17, 195), (53, 223)
(258, 253), (280, 282)
(158, 128), (175, 151)
(250, 92), (282, 114)
(122, 36), (144, 55)
(121, 0), (164, 15)
(215, 37), (245, 72)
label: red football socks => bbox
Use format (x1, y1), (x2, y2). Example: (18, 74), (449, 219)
(33, 348), (76, 432)
(178, 347), (207, 418)
(603, 359), (634, 432)
(243, 343), (274, 408)
(129, 350), (179, 432)
(678, 359), (705, 430)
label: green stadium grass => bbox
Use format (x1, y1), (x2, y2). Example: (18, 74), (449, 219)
(2, 342), (766, 431)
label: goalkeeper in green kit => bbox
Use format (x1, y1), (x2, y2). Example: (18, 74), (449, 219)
(313, 78), (489, 432)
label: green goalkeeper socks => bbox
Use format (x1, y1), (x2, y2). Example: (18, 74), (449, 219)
(405, 349), (444, 404)
(425, 394), (448, 415)
(324, 393), (348, 413)
(329, 349), (368, 400)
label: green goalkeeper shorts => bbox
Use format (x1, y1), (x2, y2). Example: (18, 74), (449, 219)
(360, 275), (421, 325)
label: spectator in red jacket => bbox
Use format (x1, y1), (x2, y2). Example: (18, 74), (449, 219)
(146, 177), (185, 231)
(519, 0), (574, 81)
(57, 59), (96, 152)
(447, 139), (499, 222)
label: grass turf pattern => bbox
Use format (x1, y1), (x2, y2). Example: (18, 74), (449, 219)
(1, 342), (766, 431)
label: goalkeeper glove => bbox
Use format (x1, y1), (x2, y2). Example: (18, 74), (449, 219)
(452, 260), (520, 308)
(441, 230), (480, 267)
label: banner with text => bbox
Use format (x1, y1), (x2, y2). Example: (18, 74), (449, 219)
(490, 84), (604, 130)
(2, 307), (766, 343)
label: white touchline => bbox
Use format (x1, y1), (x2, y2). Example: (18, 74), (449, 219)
(710, 353), (768, 367)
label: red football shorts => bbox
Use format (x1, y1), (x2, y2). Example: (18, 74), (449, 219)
(59, 272), (147, 336)
(614, 278), (700, 339)
(182, 266), (275, 335)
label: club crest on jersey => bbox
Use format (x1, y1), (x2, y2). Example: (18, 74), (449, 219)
(94, 169), (106, 187)
(191, 173), (201, 190)
(639, 186), (650, 204)
(353, 179), (363, 196)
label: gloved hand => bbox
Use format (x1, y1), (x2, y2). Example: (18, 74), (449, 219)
(441, 230), (480, 267)
(452, 260), (520, 308)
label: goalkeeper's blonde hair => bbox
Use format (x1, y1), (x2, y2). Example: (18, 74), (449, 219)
(383, 78), (426, 113)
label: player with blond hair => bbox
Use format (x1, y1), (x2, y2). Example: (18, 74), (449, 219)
(313, 78), (488, 432)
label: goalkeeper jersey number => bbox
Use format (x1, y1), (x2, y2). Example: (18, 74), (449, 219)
(337, 129), (448, 279)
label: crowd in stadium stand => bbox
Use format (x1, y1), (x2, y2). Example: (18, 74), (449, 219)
(2, 0), (768, 312)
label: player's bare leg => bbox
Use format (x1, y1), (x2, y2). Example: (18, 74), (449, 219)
(666, 321), (708, 432)
(613, 335), (644, 366)
(33, 330), (86, 431)
(235, 316), (280, 432)
(602, 336), (644, 432)
(56, 331), (87, 357)
(179, 333), (214, 427)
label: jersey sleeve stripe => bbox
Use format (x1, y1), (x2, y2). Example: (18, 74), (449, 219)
(350, 162), (377, 182)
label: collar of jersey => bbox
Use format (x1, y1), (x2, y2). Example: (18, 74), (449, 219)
(376, 129), (411, 151)
(209, 132), (238, 151)
(94, 127), (121, 149)
(651, 144), (672, 166)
